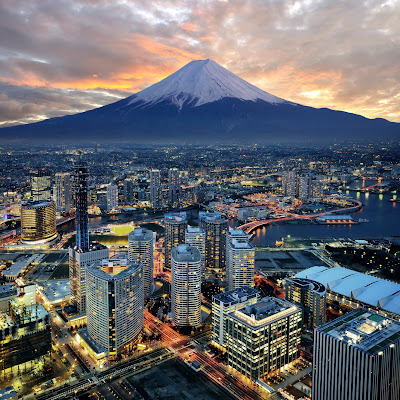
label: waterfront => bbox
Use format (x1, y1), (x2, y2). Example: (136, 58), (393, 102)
(251, 180), (400, 246)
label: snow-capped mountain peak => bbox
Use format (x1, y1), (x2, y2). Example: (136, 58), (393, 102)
(126, 59), (287, 109)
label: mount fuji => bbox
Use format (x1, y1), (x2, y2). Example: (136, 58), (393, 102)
(1, 59), (399, 143)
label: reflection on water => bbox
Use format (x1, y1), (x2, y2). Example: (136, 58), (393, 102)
(251, 180), (399, 246)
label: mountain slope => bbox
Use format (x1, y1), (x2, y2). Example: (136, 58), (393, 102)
(0, 59), (398, 143)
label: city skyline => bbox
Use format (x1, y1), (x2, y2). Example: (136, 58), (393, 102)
(0, 0), (399, 129)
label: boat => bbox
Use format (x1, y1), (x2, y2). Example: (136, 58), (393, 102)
(389, 198), (400, 203)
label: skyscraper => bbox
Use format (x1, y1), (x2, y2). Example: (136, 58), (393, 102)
(106, 183), (118, 212)
(55, 172), (72, 213)
(199, 211), (228, 272)
(30, 169), (52, 201)
(298, 174), (312, 200)
(150, 169), (162, 209)
(69, 152), (109, 315)
(171, 244), (201, 328)
(226, 228), (255, 291)
(164, 212), (187, 270)
(185, 226), (206, 280)
(20, 200), (58, 245)
(128, 228), (154, 297)
(86, 259), (144, 359)
(212, 286), (259, 349)
(168, 168), (180, 208)
(226, 298), (302, 380)
(313, 309), (400, 400)
(74, 151), (89, 251)
(284, 277), (326, 328)
(281, 169), (298, 197)
(123, 178), (135, 204)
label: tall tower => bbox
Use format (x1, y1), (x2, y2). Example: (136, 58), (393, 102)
(313, 309), (400, 400)
(55, 172), (72, 214)
(171, 244), (201, 328)
(164, 212), (187, 270)
(86, 259), (144, 359)
(106, 183), (118, 212)
(30, 168), (52, 201)
(199, 211), (228, 272)
(168, 168), (181, 208)
(226, 228), (255, 291)
(185, 226), (206, 280)
(128, 228), (154, 297)
(74, 151), (89, 251)
(150, 169), (162, 209)
(69, 151), (109, 315)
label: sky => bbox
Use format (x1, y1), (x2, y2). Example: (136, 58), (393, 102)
(0, 0), (399, 127)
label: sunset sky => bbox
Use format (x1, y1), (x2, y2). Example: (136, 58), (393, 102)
(1, 0), (399, 127)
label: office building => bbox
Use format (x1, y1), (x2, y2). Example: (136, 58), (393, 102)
(0, 300), (51, 374)
(185, 226), (206, 280)
(20, 200), (57, 244)
(284, 277), (326, 328)
(69, 152), (109, 315)
(128, 228), (154, 297)
(150, 169), (162, 209)
(199, 212), (228, 271)
(164, 212), (187, 270)
(226, 228), (255, 291)
(168, 168), (180, 208)
(313, 309), (400, 400)
(123, 179), (135, 204)
(86, 259), (144, 359)
(171, 244), (202, 328)
(55, 172), (72, 213)
(106, 184), (118, 212)
(226, 297), (302, 380)
(281, 169), (298, 197)
(30, 169), (51, 201)
(212, 286), (259, 348)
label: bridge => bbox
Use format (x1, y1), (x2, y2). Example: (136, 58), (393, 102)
(239, 199), (363, 234)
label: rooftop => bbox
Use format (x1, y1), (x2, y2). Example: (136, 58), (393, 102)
(285, 277), (326, 294)
(165, 212), (187, 223)
(128, 227), (153, 241)
(296, 266), (400, 315)
(214, 286), (258, 304)
(319, 309), (400, 355)
(172, 244), (201, 263)
(199, 211), (226, 223)
(186, 226), (205, 234)
(87, 259), (141, 281)
(230, 297), (300, 328)
(231, 238), (253, 249)
(38, 279), (70, 304)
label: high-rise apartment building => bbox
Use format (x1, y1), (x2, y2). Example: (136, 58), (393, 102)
(226, 298), (302, 380)
(298, 174), (312, 200)
(171, 244), (202, 328)
(164, 212), (187, 270)
(106, 184), (118, 212)
(168, 168), (181, 208)
(313, 309), (400, 400)
(212, 286), (259, 348)
(20, 200), (57, 245)
(185, 226), (206, 280)
(128, 228), (154, 297)
(150, 169), (162, 209)
(86, 259), (144, 359)
(69, 152), (109, 315)
(284, 277), (326, 328)
(55, 172), (72, 213)
(30, 169), (52, 201)
(123, 179), (135, 204)
(199, 211), (228, 271)
(226, 228), (255, 291)
(281, 169), (298, 197)
(0, 300), (51, 374)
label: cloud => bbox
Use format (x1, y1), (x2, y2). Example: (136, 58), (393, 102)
(0, 0), (399, 125)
